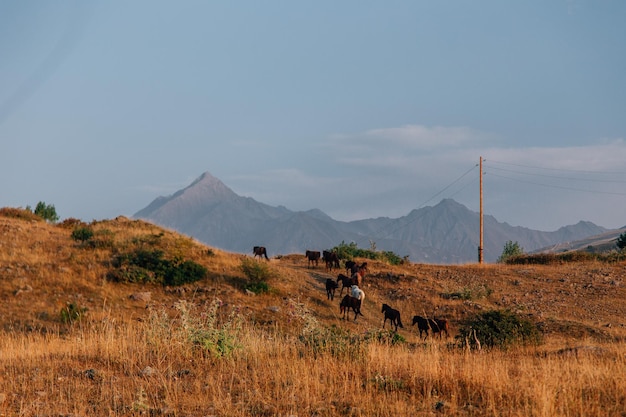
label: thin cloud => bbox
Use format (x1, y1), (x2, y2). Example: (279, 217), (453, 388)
(330, 124), (491, 152)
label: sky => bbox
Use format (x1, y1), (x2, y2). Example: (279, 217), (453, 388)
(1, 1), (625, 232)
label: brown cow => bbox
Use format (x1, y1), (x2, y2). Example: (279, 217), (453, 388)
(323, 250), (340, 271)
(305, 250), (321, 268)
(253, 246), (269, 260)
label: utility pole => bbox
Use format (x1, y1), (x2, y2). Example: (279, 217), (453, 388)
(478, 156), (484, 264)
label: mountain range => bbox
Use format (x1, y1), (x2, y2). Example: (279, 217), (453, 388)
(133, 172), (616, 264)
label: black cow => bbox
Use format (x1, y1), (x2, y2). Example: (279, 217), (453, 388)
(323, 250), (340, 271)
(253, 246), (269, 260)
(412, 316), (449, 340)
(325, 278), (339, 300)
(305, 250), (321, 268)
(382, 303), (404, 332)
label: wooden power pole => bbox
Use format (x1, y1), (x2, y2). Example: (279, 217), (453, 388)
(479, 156), (484, 264)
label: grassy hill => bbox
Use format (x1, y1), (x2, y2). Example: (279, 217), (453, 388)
(1, 208), (625, 416)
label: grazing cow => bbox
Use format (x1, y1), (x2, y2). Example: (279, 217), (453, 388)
(253, 246), (269, 260)
(305, 250), (321, 268)
(325, 278), (339, 300)
(412, 316), (450, 340)
(337, 273), (358, 297)
(340, 295), (363, 321)
(381, 303), (404, 332)
(323, 250), (340, 272)
(345, 260), (357, 275)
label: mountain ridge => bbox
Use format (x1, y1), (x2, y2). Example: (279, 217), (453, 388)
(133, 172), (613, 263)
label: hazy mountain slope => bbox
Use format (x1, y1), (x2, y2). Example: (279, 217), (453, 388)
(134, 173), (610, 263)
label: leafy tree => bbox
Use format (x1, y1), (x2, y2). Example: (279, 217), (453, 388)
(33, 201), (59, 223)
(617, 232), (626, 251)
(498, 240), (524, 263)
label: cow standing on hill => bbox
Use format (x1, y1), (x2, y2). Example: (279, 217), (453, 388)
(323, 250), (340, 272)
(412, 316), (449, 340)
(305, 250), (321, 268)
(253, 246), (269, 260)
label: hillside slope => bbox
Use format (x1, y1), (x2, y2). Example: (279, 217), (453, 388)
(1, 209), (625, 345)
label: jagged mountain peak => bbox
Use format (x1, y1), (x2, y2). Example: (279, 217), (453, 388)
(179, 172), (238, 200)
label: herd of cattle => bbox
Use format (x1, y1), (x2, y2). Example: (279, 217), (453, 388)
(253, 246), (450, 340)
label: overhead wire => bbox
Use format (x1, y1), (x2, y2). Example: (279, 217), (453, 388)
(484, 159), (626, 196)
(374, 163), (480, 240)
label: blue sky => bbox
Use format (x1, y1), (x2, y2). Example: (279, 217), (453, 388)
(1, 1), (625, 231)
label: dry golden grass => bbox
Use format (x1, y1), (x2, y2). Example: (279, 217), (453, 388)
(1, 211), (626, 416)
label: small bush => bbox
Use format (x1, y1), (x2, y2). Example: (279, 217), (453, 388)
(240, 258), (272, 282)
(289, 298), (367, 360)
(109, 249), (207, 286)
(245, 281), (269, 294)
(365, 329), (407, 346)
(441, 284), (492, 301)
(457, 309), (542, 350)
(175, 299), (242, 358)
(60, 302), (87, 324)
(498, 241), (524, 263)
(331, 241), (406, 265)
(71, 227), (94, 244)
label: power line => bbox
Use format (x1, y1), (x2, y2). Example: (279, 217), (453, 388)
(487, 172), (626, 196)
(375, 163), (480, 239)
(487, 159), (626, 175)
(487, 165), (626, 184)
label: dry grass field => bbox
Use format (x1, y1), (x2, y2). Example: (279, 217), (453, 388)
(1, 210), (625, 416)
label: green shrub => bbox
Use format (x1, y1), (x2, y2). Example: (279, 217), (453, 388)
(441, 284), (492, 301)
(164, 259), (209, 286)
(60, 302), (87, 324)
(240, 258), (272, 282)
(109, 248), (207, 286)
(365, 329), (407, 345)
(331, 241), (406, 265)
(71, 227), (94, 244)
(175, 299), (242, 358)
(145, 299), (242, 359)
(457, 309), (542, 350)
(498, 241), (524, 263)
(245, 281), (269, 294)
(504, 251), (625, 265)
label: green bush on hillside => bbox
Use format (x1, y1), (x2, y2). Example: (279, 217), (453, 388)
(498, 240), (524, 263)
(240, 258), (273, 294)
(107, 248), (207, 286)
(457, 309), (542, 350)
(504, 250), (625, 265)
(71, 227), (94, 244)
(331, 241), (407, 265)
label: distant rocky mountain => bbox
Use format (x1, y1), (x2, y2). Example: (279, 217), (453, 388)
(533, 227), (626, 255)
(134, 172), (611, 264)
